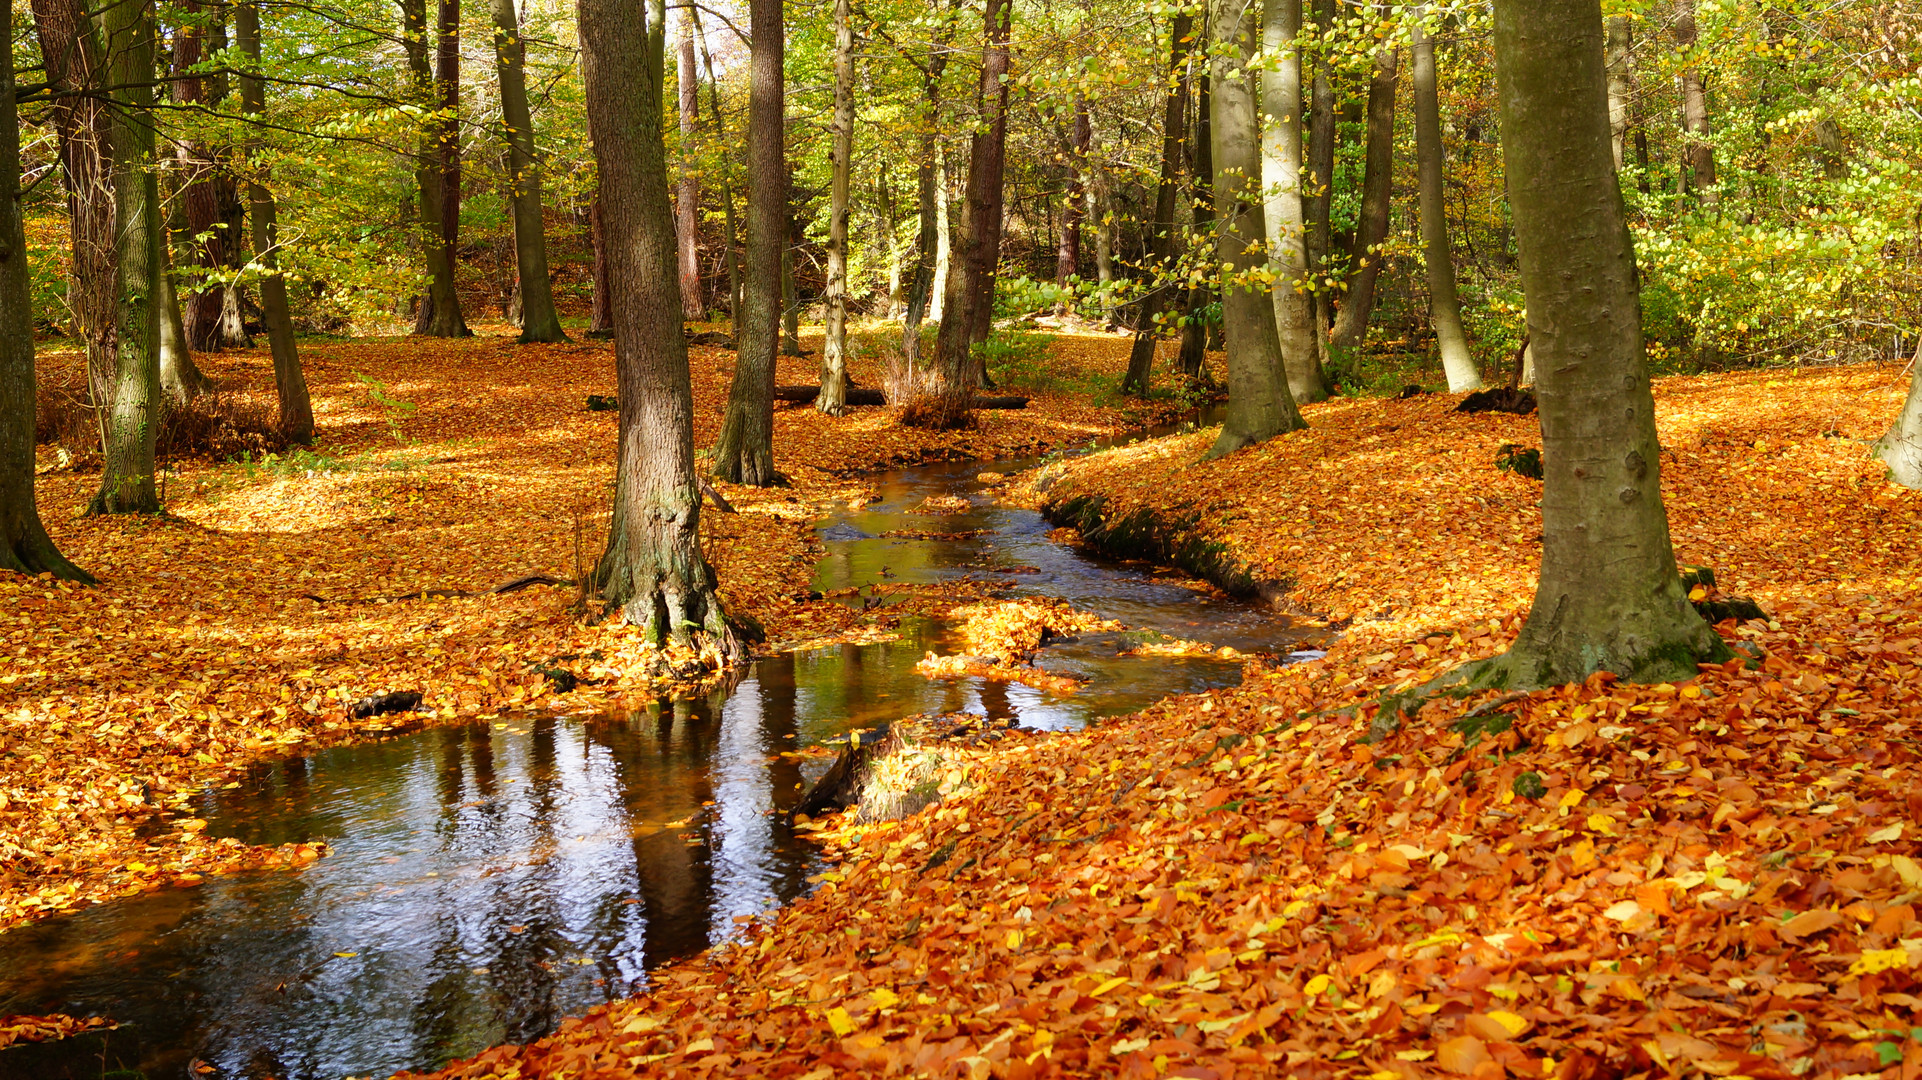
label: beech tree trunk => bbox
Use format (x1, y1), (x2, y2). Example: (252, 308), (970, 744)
(1122, 13), (1193, 398)
(931, 0), (1011, 398)
(898, 21), (951, 375)
(1875, 343), (1922, 488)
(155, 244), (206, 401)
(1605, 15), (1632, 170)
(676, 13), (703, 321)
(817, 0), (855, 415)
(172, 0), (244, 356)
(1, 0), (90, 579)
(711, 0), (783, 484)
(590, 196), (613, 332)
(1209, 0), (1306, 458)
(435, 0), (461, 277)
(491, 0), (566, 342)
(404, 0), (468, 336)
(694, 13), (741, 322)
(1674, 0), (1716, 203)
(1329, 23), (1396, 351)
(1177, 65), (1214, 380)
(1260, 0), (1326, 404)
(1410, 2), (1480, 391)
(578, 0), (739, 661)
(235, 0), (312, 444)
(929, 143), (951, 323)
(1305, 0), (1336, 359)
(1055, 94), (1089, 291)
(780, 228), (803, 356)
(1480, 0), (1728, 686)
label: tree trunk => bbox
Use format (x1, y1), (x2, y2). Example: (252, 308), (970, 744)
(898, 23), (951, 377)
(929, 142), (951, 323)
(1209, 0), (1306, 458)
(1122, 13), (1193, 398)
(675, 13), (703, 321)
(235, 0), (313, 444)
(817, 0), (855, 415)
(1477, 0), (1728, 687)
(1305, 0), (1336, 363)
(491, 0), (567, 342)
(1875, 342), (1922, 488)
(1674, 0), (1716, 204)
(405, 0), (469, 336)
(693, 12), (741, 322)
(155, 244), (206, 401)
(578, 0), (739, 662)
(92, 0), (164, 514)
(930, 0), (1011, 398)
(1178, 64), (1214, 380)
(171, 0), (237, 355)
(711, 0), (783, 485)
(1410, 2), (1480, 391)
(1329, 21), (1396, 351)
(1605, 15), (1631, 170)
(590, 196), (613, 331)
(436, 0), (462, 276)
(1088, 163), (1114, 285)
(1055, 94), (1089, 292)
(1260, 0), (1327, 404)
(0, 0), (89, 579)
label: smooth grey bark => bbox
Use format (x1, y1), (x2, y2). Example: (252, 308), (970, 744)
(1329, 27), (1396, 351)
(155, 245), (206, 401)
(1305, 0), (1336, 361)
(1674, 0), (1716, 203)
(693, 11), (741, 321)
(490, 0), (566, 342)
(235, 0), (312, 443)
(711, 0), (782, 484)
(1477, 0), (1729, 687)
(1122, 12), (1193, 397)
(817, 0), (854, 415)
(929, 142), (951, 323)
(1209, 0), (1306, 459)
(1605, 14), (1632, 169)
(403, 0), (468, 336)
(1260, 0), (1326, 404)
(1875, 343), (1922, 488)
(578, 0), (739, 661)
(1056, 94), (1089, 291)
(1, 0), (90, 579)
(676, 13), (703, 321)
(1087, 161), (1113, 285)
(897, 10), (952, 376)
(1409, 2), (1480, 391)
(931, 0), (1011, 397)
(434, 0), (461, 286)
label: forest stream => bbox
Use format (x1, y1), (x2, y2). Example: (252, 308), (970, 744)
(0, 422), (1320, 1080)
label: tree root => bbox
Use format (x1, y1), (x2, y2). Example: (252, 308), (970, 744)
(300, 573), (568, 604)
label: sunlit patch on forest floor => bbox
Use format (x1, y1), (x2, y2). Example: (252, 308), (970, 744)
(410, 360), (1922, 1079)
(0, 325), (1185, 931)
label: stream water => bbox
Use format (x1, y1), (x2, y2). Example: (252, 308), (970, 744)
(0, 427), (1313, 1080)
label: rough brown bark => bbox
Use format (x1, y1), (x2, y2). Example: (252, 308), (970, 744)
(435, 0), (461, 267)
(1305, 0), (1336, 358)
(1, 0), (90, 579)
(931, 0), (1011, 398)
(1209, 0), (1306, 458)
(491, 0), (567, 342)
(693, 12), (741, 321)
(1122, 13), (1193, 398)
(590, 196), (613, 332)
(1473, 0), (1730, 687)
(578, 0), (739, 662)
(1261, 0), (1327, 404)
(172, 0), (245, 354)
(711, 0), (783, 484)
(405, 0), (469, 336)
(1410, 1), (1480, 391)
(235, 0), (312, 444)
(1177, 65), (1214, 380)
(676, 13), (703, 321)
(1674, 0), (1716, 203)
(817, 0), (855, 415)
(1329, 21), (1396, 351)
(1055, 94), (1089, 290)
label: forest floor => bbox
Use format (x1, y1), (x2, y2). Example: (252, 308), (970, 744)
(0, 324), (1185, 930)
(407, 359), (1922, 1080)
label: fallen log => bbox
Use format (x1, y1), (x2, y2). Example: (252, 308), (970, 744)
(771, 385), (1030, 409)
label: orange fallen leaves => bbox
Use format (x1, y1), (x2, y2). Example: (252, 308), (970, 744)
(0, 1012), (114, 1050)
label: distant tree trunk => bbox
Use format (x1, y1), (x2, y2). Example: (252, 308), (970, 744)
(931, 0), (1011, 398)
(171, 0), (240, 356)
(579, 0), (739, 662)
(694, 12), (741, 322)
(491, 0), (567, 342)
(1261, 0), (1327, 404)
(817, 0), (854, 415)
(404, 0), (468, 336)
(711, 0), (783, 485)
(1209, 0), (1306, 459)
(1177, 65), (1214, 380)
(898, 20), (952, 375)
(1605, 15), (1632, 170)
(155, 244), (206, 400)
(1329, 23), (1396, 351)
(32, 0), (115, 403)
(590, 196), (613, 331)
(676, 13), (703, 321)
(1674, 0), (1716, 203)
(94, 0), (164, 514)
(780, 224), (803, 355)
(1122, 14), (1193, 397)
(1056, 94), (1089, 292)
(1875, 343), (1922, 487)
(0, 0), (90, 579)
(435, 0), (462, 274)
(929, 143), (951, 323)
(1410, 2), (1480, 391)
(1305, 0), (1336, 360)
(877, 175), (902, 314)
(1474, 0), (1728, 687)
(235, 0), (312, 444)
(1088, 163), (1114, 285)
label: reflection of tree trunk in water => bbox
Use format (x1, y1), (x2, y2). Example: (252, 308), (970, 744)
(977, 678), (1012, 721)
(595, 701), (719, 973)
